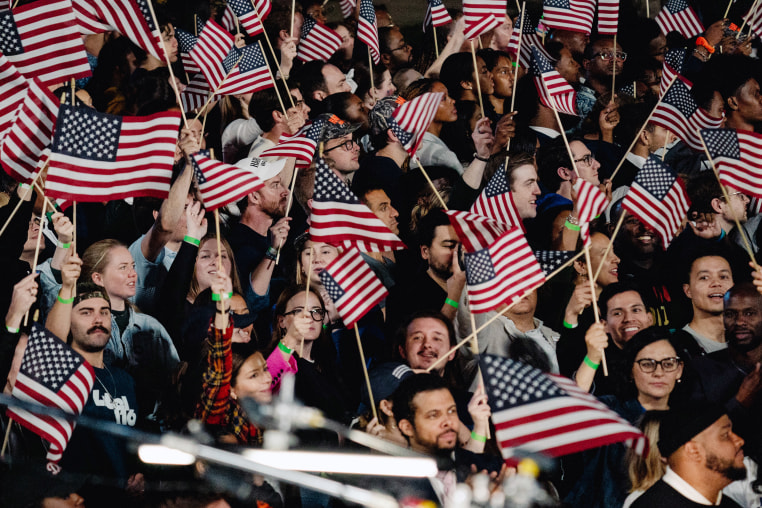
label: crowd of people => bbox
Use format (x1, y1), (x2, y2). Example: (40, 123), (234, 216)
(3, 0), (762, 506)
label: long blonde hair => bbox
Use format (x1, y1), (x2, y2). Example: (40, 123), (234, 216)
(82, 238), (127, 286)
(627, 412), (666, 493)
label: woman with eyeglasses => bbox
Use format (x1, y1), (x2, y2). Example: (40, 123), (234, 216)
(266, 285), (352, 423)
(564, 327), (686, 508)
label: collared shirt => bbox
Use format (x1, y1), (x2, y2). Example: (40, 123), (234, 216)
(663, 466), (722, 505)
(625, 152), (647, 169)
(529, 126), (561, 139)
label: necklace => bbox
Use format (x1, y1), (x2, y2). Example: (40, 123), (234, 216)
(94, 364), (116, 398)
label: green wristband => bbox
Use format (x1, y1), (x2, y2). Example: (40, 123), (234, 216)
(445, 298), (459, 309)
(564, 220), (581, 231)
(57, 241), (71, 249)
(278, 341), (293, 354)
(584, 355), (600, 370)
(470, 431), (487, 443)
(211, 291), (233, 301)
(184, 235), (200, 246)
(6, 325), (20, 333)
(562, 319), (578, 329)
(57, 294), (75, 304)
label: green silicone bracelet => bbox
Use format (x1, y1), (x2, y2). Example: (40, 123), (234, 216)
(562, 319), (578, 329)
(278, 341), (293, 354)
(6, 325), (20, 333)
(211, 292), (233, 301)
(584, 355), (600, 370)
(184, 235), (200, 246)
(58, 241), (71, 249)
(564, 220), (581, 231)
(445, 298), (459, 309)
(470, 431), (487, 443)
(57, 294), (75, 304)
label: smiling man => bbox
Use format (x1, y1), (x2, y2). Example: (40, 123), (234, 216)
(683, 253), (735, 354)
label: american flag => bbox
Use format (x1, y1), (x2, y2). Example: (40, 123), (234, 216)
(227, 0), (271, 37)
(215, 44), (274, 96)
(618, 82), (636, 99)
(446, 210), (506, 252)
(176, 28), (202, 75)
(424, 0), (453, 31)
(533, 250), (576, 276)
(463, 227), (546, 313)
(0, 52), (29, 140)
(463, 0), (507, 40)
(72, 0), (165, 61)
(573, 178), (609, 246)
(260, 115), (329, 167)
(320, 246), (389, 328)
(220, 5), (237, 33)
(531, 45), (577, 116)
(390, 92), (444, 158)
(1, 0), (91, 86)
(6, 324), (95, 464)
(661, 48), (688, 97)
(190, 20), (238, 91)
(358, 0), (380, 64)
(191, 152), (272, 211)
(180, 73), (211, 113)
(701, 128), (762, 201)
(0, 78), (59, 184)
(45, 105), (182, 202)
(471, 166), (525, 232)
(507, 10), (545, 68)
(309, 157), (406, 252)
(597, 0), (618, 35)
(297, 15), (343, 62)
(622, 156), (689, 249)
(340, 0), (356, 18)
(746, 1), (762, 39)
(480, 355), (647, 458)
(541, 0), (595, 34)
(655, 0), (703, 38)
(650, 76), (723, 152)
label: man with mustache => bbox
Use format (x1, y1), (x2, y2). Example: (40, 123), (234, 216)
(50, 282), (140, 504)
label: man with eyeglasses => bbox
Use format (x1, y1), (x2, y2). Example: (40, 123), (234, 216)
(320, 115), (362, 184)
(578, 37), (626, 123)
(379, 26), (413, 75)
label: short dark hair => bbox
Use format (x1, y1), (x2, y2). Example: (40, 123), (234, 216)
(478, 48), (512, 72)
(703, 54), (760, 103)
(391, 373), (450, 428)
(440, 52), (475, 100)
(354, 178), (386, 206)
(249, 80), (292, 132)
(535, 136), (576, 193)
(394, 310), (457, 361)
(683, 250), (733, 285)
(296, 60), (328, 97)
(598, 281), (649, 319)
(416, 208), (451, 248)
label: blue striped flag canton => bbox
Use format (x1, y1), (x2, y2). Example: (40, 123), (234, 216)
(667, 0), (691, 13)
(544, 0), (571, 8)
(636, 159), (676, 200)
(222, 47), (242, 73)
(360, 0), (376, 22)
(22, 327), (84, 392)
(196, 17), (207, 34)
(301, 15), (317, 38)
(482, 355), (564, 409)
(389, 118), (413, 147)
(314, 160), (358, 203)
(239, 45), (266, 72)
(135, 0), (157, 31)
(465, 248), (496, 285)
(176, 29), (197, 53)
(52, 105), (122, 162)
(320, 271), (345, 302)
(0, 11), (22, 55)
(531, 46), (554, 76)
(519, 13), (538, 34)
(663, 80), (697, 116)
(485, 169), (510, 198)
(306, 118), (326, 140)
(703, 129), (741, 160)
(665, 48), (686, 72)
(534, 250), (574, 276)
(228, 0), (254, 16)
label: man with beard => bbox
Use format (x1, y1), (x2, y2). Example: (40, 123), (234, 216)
(385, 210), (466, 333)
(392, 373), (498, 505)
(379, 26), (413, 76)
(228, 158), (291, 295)
(632, 404), (745, 507)
(685, 282), (762, 461)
